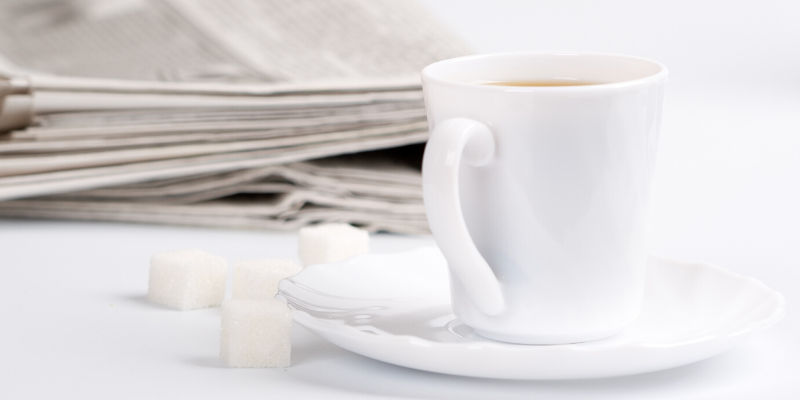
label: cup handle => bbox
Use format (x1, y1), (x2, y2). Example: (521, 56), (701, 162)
(422, 118), (504, 316)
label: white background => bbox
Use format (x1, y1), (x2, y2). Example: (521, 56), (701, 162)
(2, 0), (798, 398)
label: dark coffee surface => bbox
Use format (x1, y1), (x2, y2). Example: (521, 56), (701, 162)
(480, 80), (601, 86)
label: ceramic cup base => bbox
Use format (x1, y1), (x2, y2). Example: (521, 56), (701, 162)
(473, 325), (626, 345)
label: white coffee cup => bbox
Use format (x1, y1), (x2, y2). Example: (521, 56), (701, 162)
(421, 52), (667, 344)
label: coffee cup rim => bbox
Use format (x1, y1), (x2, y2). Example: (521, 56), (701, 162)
(421, 51), (668, 92)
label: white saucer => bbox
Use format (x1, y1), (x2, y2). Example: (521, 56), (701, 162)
(277, 247), (785, 380)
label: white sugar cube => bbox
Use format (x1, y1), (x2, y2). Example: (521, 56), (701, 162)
(298, 223), (369, 266)
(220, 299), (292, 368)
(232, 259), (302, 299)
(147, 249), (228, 311)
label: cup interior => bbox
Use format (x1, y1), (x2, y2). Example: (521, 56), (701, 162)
(423, 52), (666, 87)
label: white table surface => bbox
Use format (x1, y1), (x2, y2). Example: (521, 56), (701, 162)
(2, 0), (799, 398)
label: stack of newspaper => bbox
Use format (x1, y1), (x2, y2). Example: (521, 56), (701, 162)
(0, 0), (472, 233)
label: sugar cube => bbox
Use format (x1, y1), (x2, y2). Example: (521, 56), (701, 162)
(220, 299), (292, 368)
(232, 259), (302, 299)
(298, 223), (369, 266)
(147, 249), (228, 311)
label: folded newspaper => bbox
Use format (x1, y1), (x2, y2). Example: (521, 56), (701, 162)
(0, 0), (472, 233)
